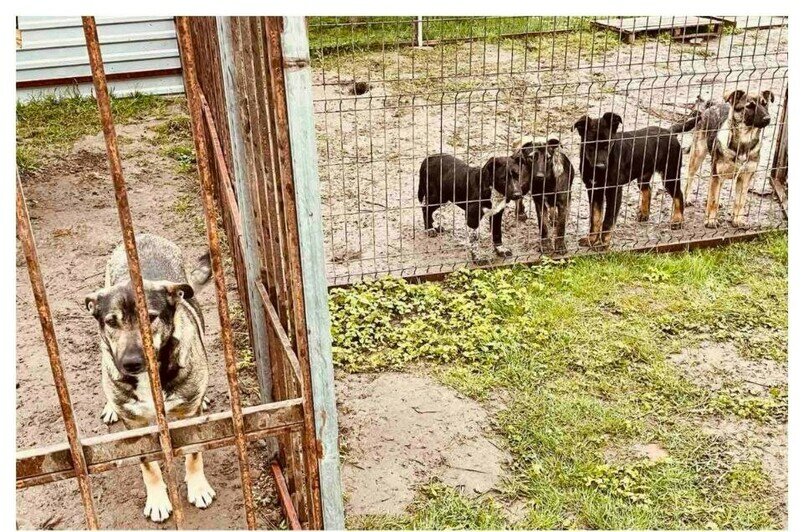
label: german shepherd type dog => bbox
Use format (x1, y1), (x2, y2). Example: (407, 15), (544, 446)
(511, 136), (576, 255)
(85, 233), (214, 522)
(418, 154), (524, 257)
(683, 89), (774, 228)
(573, 112), (698, 249)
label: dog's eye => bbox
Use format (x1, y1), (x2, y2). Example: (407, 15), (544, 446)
(746, 101), (756, 109)
(148, 312), (159, 323)
(104, 315), (118, 328)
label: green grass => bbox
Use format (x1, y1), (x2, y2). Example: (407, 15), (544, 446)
(16, 92), (173, 175)
(309, 16), (590, 55)
(330, 233), (788, 529)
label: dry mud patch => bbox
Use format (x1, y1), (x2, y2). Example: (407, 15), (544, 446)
(337, 372), (512, 517)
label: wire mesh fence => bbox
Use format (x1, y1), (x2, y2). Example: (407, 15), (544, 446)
(308, 16), (788, 286)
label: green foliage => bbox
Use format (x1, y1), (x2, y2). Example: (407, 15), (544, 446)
(331, 234), (787, 529)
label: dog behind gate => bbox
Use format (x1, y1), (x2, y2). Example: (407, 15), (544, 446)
(683, 89), (775, 228)
(85, 233), (214, 522)
(418, 153), (524, 257)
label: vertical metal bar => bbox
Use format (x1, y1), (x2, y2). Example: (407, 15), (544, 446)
(174, 16), (258, 530)
(275, 16), (344, 530)
(271, 461), (302, 530)
(80, 16), (185, 528)
(16, 173), (99, 530)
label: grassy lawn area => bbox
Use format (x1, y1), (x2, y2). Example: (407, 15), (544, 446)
(330, 234), (788, 529)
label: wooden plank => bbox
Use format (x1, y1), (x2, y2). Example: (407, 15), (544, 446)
(593, 16), (714, 32)
(279, 16), (345, 531)
(17, 399), (304, 488)
(215, 16), (274, 404)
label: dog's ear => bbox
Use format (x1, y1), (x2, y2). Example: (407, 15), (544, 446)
(85, 292), (101, 317)
(546, 137), (561, 154)
(761, 90), (775, 104)
(725, 89), (746, 106)
(602, 112), (622, 133)
(573, 116), (589, 136)
(161, 282), (194, 305)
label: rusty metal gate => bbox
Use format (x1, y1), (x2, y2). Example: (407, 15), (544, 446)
(16, 16), (342, 530)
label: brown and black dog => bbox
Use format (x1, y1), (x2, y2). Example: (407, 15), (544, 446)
(573, 112), (697, 249)
(683, 89), (775, 228)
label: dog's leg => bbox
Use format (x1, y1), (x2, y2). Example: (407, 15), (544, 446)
(731, 161), (757, 229)
(141, 461), (172, 522)
(532, 196), (551, 252)
(664, 163), (685, 230)
(637, 182), (651, 222)
(491, 210), (511, 257)
(554, 198), (569, 255)
(579, 187), (604, 248)
(600, 186), (623, 248)
(100, 401), (119, 425)
(684, 134), (707, 206)
(514, 198), (528, 222)
(705, 165), (724, 229)
(423, 205), (442, 236)
(185, 453), (216, 509)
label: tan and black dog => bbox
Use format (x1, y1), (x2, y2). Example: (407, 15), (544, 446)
(683, 89), (775, 228)
(85, 233), (214, 522)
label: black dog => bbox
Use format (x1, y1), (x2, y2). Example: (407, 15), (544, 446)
(511, 136), (575, 255)
(573, 112), (698, 249)
(418, 154), (524, 257)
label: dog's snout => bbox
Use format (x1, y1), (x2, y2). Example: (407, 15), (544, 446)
(594, 163), (606, 169)
(511, 192), (523, 200)
(123, 360), (144, 374)
(758, 115), (771, 128)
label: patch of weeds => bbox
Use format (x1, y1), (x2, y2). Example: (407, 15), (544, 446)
(710, 387), (787, 423)
(16, 92), (172, 170)
(149, 114), (197, 175)
(349, 482), (507, 530)
(162, 144), (197, 174)
(16, 145), (40, 176)
(331, 233), (787, 528)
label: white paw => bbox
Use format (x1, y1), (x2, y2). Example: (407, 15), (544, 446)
(143, 484), (173, 522)
(494, 245), (512, 257)
(187, 475), (216, 509)
(100, 402), (119, 425)
(201, 396), (211, 413)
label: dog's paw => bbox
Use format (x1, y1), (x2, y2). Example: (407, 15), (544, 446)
(201, 396), (211, 413)
(553, 242), (567, 256)
(636, 212), (649, 223)
(494, 245), (513, 258)
(670, 220), (684, 230)
(143, 485), (173, 522)
(187, 475), (216, 509)
(578, 236), (598, 248)
(100, 402), (119, 425)
(730, 217), (749, 230)
(685, 199), (696, 207)
(704, 219), (719, 229)
(516, 212), (528, 223)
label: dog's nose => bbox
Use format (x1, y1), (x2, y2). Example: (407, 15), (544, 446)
(758, 116), (771, 127)
(511, 192), (523, 200)
(123, 360), (143, 374)
(595, 163), (606, 170)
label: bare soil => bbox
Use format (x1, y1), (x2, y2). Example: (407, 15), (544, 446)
(336, 372), (511, 517)
(16, 123), (280, 529)
(311, 28), (788, 284)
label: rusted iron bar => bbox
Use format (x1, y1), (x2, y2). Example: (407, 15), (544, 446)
(271, 461), (302, 530)
(18, 399), (304, 489)
(81, 16), (185, 528)
(770, 88), (788, 216)
(265, 16), (324, 529)
(257, 283), (304, 388)
(175, 16), (258, 529)
(16, 174), (99, 530)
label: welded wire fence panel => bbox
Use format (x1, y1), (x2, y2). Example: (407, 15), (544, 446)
(309, 16), (788, 285)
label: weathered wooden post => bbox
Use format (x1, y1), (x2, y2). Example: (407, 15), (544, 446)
(280, 16), (345, 530)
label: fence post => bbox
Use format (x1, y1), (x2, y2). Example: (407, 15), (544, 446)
(215, 16), (273, 403)
(414, 16), (424, 47)
(279, 16), (345, 530)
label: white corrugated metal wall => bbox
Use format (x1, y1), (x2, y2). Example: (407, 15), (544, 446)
(16, 16), (185, 102)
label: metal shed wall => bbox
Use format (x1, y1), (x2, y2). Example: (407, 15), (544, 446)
(16, 16), (185, 102)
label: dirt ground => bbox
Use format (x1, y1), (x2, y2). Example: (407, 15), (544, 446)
(311, 28), (788, 284)
(15, 123), (281, 529)
(336, 372), (511, 516)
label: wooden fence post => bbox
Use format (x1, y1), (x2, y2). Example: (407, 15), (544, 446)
(215, 16), (273, 402)
(279, 16), (345, 530)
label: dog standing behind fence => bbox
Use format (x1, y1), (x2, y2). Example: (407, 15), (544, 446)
(84, 233), (214, 522)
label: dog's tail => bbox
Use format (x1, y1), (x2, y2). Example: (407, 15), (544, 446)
(669, 111), (701, 134)
(189, 252), (212, 293)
